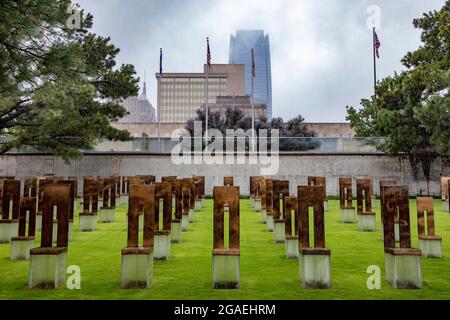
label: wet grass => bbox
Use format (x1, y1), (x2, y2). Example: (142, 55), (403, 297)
(0, 198), (449, 300)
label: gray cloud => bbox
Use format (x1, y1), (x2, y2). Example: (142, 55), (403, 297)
(76, 0), (445, 122)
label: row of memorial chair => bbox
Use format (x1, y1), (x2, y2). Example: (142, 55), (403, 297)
(247, 175), (447, 289)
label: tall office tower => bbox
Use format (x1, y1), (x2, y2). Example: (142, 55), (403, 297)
(118, 82), (156, 123)
(229, 30), (272, 120)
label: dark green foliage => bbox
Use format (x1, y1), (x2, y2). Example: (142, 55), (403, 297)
(347, 2), (450, 183)
(0, 0), (138, 159)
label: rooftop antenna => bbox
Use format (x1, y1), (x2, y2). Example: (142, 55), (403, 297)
(143, 70), (147, 96)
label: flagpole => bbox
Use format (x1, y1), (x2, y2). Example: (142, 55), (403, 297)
(205, 37), (210, 142)
(372, 27), (377, 97)
(372, 27), (378, 120)
(251, 49), (255, 152)
(158, 48), (162, 152)
(205, 68), (209, 142)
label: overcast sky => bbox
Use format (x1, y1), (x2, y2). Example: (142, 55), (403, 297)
(76, 0), (445, 122)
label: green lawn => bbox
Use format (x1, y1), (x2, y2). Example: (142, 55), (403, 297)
(1, 198), (450, 300)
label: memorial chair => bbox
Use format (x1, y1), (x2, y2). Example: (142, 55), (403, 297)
(357, 178), (376, 231)
(154, 182), (172, 260)
(440, 177), (450, 212)
(10, 197), (36, 260)
(284, 196), (299, 259)
(417, 197), (442, 258)
(383, 186), (422, 289)
(298, 185), (330, 289)
(99, 177), (116, 223)
(29, 184), (70, 289)
(308, 176), (327, 211)
(272, 180), (289, 243)
(121, 184), (156, 289)
(265, 179), (274, 231)
(212, 186), (240, 289)
(0, 179), (20, 243)
(79, 177), (99, 232)
(339, 177), (355, 223)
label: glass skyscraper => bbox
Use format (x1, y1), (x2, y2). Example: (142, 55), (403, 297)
(229, 30), (273, 120)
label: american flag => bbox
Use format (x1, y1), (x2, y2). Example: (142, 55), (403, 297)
(251, 49), (256, 78)
(374, 31), (381, 58)
(207, 37), (211, 68)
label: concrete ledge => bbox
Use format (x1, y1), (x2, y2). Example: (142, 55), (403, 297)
(121, 251), (153, 289)
(189, 209), (195, 223)
(29, 251), (67, 289)
(299, 251), (331, 289)
(122, 196), (129, 206)
(1, 153), (443, 196)
(79, 214), (97, 232)
(266, 214), (274, 232)
(261, 210), (267, 224)
(324, 200), (328, 212)
(181, 214), (189, 232)
(36, 215), (42, 232)
(273, 221), (285, 243)
(442, 201), (449, 212)
(285, 237), (299, 259)
(254, 199), (262, 212)
(419, 238), (442, 259)
(195, 199), (202, 212)
(10, 237), (35, 260)
(98, 208), (115, 223)
(340, 208), (356, 224)
(69, 221), (74, 241)
(385, 251), (422, 289)
(212, 254), (240, 289)
(171, 221), (182, 243)
(357, 213), (376, 232)
(154, 233), (171, 260)
(0, 221), (18, 243)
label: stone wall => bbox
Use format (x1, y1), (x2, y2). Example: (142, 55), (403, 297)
(304, 123), (355, 138)
(0, 153), (444, 197)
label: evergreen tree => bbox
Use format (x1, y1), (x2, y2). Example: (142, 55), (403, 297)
(346, 1), (450, 183)
(0, 0), (138, 159)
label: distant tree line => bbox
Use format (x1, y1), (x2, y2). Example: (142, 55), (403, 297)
(185, 108), (320, 151)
